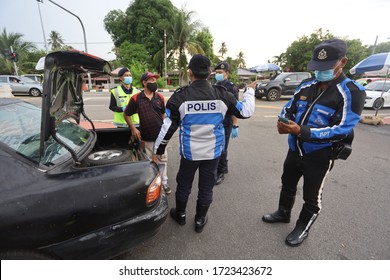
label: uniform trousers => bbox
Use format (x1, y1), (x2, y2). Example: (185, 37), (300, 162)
(281, 148), (333, 217)
(176, 157), (219, 206)
(217, 123), (232, 174)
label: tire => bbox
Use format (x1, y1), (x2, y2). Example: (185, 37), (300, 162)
(29, 88), (41, 97)
(372, 98), (384, 110)
(84, 148), (130, 166)
(0, 249), (55, 260)
(266, 88), (281, 101)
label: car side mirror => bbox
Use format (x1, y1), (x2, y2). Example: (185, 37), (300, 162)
(284, 78), (291, 82)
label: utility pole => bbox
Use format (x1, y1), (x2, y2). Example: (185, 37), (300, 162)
(47, 0), (92, 89)
(36, 0), (48, 54)
(10, 46), (18, 76)
(164, 29), (168, 88)
(372, 35), (378, 55)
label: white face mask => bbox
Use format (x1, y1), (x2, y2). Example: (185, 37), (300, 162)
(215, 73), (224, 81)
(123, 76), (133, 85)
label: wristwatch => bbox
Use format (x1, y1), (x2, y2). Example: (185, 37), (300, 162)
(233, 125), (239, 129)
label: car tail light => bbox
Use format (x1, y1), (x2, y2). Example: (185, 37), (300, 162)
(146, 174), (162, 206)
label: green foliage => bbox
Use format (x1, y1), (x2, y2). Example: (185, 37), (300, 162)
(0, 28), (37, 74)
(166, 6), (204, 85)
(192, 28), (215, 59)
(48, 30), (65, 50)
(272, 29), (370, 77)
(118, 42), (151, 68)
(274, 29), (334, 71)
(103, 9), (127, 47)
(367, 41), (390, 54)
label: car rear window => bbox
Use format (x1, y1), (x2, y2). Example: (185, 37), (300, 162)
(0, 102), (91, 167)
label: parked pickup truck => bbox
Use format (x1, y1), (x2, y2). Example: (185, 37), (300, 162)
(255, 72), (311, 101)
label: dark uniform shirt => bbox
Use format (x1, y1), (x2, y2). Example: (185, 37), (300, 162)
(217, 79), (239, 126)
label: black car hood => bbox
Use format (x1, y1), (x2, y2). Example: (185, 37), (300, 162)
(40, 51), (111, 157)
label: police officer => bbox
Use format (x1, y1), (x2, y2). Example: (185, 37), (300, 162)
(262, 39), (366, 246)
(109, 67), (140, 128)
(214, 62), (239, 185)
(153, 54), (256, 233)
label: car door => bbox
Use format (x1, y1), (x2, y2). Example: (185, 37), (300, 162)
(283, 74), (299, 95)
(384, 88), (390, 107)
(8, 76), (28, 95)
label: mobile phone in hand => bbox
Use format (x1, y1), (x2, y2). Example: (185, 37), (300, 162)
(278, 116), (289, 124)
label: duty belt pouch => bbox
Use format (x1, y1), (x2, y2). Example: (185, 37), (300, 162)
(332, 142), (352, 160)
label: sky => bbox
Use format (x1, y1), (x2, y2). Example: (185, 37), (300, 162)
(1, 0), (389, 69)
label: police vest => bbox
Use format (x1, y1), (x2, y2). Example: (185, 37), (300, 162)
(111, 86), (140, 127)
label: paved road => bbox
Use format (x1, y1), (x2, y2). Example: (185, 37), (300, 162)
(18, 93), (390, 260)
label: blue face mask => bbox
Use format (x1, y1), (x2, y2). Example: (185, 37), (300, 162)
(123, 76), (133, 85)
(314, 69), (334, 82)
(215, 73), (224, 81)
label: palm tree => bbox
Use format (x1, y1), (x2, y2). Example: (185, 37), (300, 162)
(237, 51), (245, 68)
(218, 42), (228, 58)
(0, 28), (37, 74)
(48, 31), (64, 51)
(166, 6), (204, 86)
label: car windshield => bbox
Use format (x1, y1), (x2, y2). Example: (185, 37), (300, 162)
(0, 102), (91, 166)
(273, 73), (290, 81)
(20, 76), (37, 83)
(365, 81), (390, 92)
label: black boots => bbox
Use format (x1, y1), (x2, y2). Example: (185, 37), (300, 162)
(170, 199), (187, 225)
(171, 199), (210, 233)
(285, 220), (309, 246)
(215, 173), (224, 185)
(262, 192), (295, 223)
(195, 203), (210, 233)
(285, 207), (318, 247)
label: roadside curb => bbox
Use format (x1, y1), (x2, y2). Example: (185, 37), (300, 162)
(360, 115), (390, 125)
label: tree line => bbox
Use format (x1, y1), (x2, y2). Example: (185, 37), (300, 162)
(1, 0), (389, 87)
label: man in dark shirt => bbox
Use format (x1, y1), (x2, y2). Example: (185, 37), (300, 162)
(124, 72), (171, 194)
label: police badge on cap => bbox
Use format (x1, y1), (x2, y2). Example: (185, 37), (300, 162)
(215, 62), (230, 71)
(307, 39), (347, 71)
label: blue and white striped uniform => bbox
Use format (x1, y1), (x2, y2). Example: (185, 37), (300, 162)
(154, 80), (254, 160)
(280, 74), (366, 155)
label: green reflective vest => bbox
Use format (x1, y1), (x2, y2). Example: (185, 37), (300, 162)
(111, 85), (140, 127)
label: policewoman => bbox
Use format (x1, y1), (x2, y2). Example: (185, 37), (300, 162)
(214, 62), (240, 185)
(262, 39), (366, 246)
(153, 54), (256, 233)
(108, 67), (140, 127)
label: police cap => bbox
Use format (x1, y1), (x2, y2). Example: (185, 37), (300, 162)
(188, 54), (211, 73)
(215, 62), (230, 72)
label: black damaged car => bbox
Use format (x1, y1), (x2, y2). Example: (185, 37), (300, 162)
(0, 51), (168, 260)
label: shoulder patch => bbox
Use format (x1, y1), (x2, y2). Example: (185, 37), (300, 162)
(173, 86), (188, 95)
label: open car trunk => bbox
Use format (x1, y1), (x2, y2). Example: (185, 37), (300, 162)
(77, 127), (148, 168)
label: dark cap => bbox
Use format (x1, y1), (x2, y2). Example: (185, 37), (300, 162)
(140, 72), (160, 84)
(215, 62), (230, 72)
(307, 38), (347, 71)
(188, 54), (211, 72)
(118, 67), (130, 77)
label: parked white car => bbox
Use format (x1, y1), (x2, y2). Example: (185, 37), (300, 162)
(364, 80), (390, 109)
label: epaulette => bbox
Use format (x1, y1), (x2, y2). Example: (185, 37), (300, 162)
(213, 84), (227, 90)
(172, 86), (188, 95)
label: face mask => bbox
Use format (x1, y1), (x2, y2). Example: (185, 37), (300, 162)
(215, 73), (224, 81)
(123, 76), (133, 85)
(314, 69), (334, 82)
(146, 82), (158, 92)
